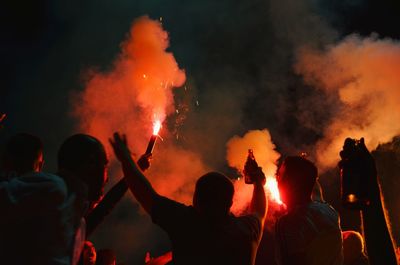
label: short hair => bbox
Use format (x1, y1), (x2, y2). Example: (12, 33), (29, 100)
(58, 134), (106, 172)
(194, 172), (234, 215)
(2, 133), (43, 174)
(281, 156), (318, 197)
(57, 134), (107, 202)
(342, 230), (365, 254)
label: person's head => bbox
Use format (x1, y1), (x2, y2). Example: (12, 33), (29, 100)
(2, 133), (44, 175)
(193, 172), (234, 219)
(342, 231), (366, 264)
(57, 134), (108, 208)
(83, 241), (97, 265)
(276, 156), (317, 208)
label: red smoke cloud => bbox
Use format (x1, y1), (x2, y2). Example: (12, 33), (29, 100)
(226, 129), (281, 213)
(72, 16), (206, 203)
(296, 35), (400, 170)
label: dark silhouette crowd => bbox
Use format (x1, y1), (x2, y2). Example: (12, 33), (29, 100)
(0, 116), (398, 265)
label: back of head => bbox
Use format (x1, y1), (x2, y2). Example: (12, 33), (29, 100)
(342, 230), (366, 263)
(57, 134), (108, 205)
(193, 172), (234, 218)
(2, 133), (43, 175)
(279, 156), (317, 204)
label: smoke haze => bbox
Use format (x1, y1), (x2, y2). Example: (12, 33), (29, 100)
(226, 129), (281, 213)
(3, 0), (400, 263)
(295, 35), (400, 170)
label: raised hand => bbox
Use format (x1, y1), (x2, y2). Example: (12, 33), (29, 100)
(109, 132), (131, 163)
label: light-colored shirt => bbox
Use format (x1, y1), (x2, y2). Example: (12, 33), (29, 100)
(0, 172), (75, 265)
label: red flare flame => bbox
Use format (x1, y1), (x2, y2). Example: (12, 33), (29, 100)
(153, 120), (162, 135)
(265, 177), (283, 205)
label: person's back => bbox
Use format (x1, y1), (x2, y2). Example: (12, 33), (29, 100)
(276, 201), (342, 265)
(275, 156), (343, 265)
(151, 196), (262, 265)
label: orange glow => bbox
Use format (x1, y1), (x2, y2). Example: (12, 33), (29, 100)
(265, 177), (283, 204)
(153, 120), (162, 135)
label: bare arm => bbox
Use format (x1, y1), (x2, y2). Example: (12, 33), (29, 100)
(358, 140), (397, 265)
(250, 179), (267, 224)
(361, 178), (397, 265)
(340, 138), (397, 265)
(109, 133), (159, 215)
(85, 154), (151, 237)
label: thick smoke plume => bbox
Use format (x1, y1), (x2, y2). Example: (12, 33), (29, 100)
(295, 35), (400, 170)
(226, 129), (281, 213)
(72, 16), (206, 203)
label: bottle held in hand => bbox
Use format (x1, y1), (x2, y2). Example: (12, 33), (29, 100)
(244, 149), (264, 184)
(339, 138), (370, 209)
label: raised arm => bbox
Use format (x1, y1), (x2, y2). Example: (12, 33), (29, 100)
(339, 138), (397, 265)
(250, 176), (267, 223)
(109, 133), (159, 214)
(85, 154), (151, 237)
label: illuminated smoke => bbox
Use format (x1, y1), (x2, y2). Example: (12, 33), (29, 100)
(226, 129), (281, 213)
(72, 16), (207, 204)
(295, 35), (400, 170)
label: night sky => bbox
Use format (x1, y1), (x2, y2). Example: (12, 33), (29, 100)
(2, 0), (400, 263)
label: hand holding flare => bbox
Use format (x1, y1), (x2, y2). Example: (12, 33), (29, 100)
(145, 120), (162, 155)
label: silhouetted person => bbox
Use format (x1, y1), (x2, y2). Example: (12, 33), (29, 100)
(0, 133), (71, 265)
(339, 138), (397, 265)
(275, 156), (343, 265)
(109, 132), (267, 265)
(342, 231), (369, 265)
(57, 134), (109, 265)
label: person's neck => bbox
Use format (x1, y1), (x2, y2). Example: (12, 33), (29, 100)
(286, 197), (312, 211)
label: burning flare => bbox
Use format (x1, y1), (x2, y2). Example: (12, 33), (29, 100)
(265, 177), (283, 205)
(153, 120), (162, 135)
(226, 129), (282, 211)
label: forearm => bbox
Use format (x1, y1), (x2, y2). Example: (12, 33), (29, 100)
(85, 178), (128, 237)
(361, 187), (397, 265)
(250, 182), (267, 223)
(120, 155), (158, 214)
(85, 158), (149, 237)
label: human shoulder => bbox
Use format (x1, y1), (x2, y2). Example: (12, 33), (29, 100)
(8, 172), (68, 205)
(151, 195), (194, 227)
(19, 172), (68, 192)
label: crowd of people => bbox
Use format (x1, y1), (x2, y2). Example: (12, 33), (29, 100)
(0, 116), (398, 265)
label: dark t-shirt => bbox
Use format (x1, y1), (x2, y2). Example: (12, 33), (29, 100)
(151, 196), (262, 265)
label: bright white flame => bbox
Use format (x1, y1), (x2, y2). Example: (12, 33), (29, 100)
(265, 177), (283, 204)
(153, 120), (162, 135)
